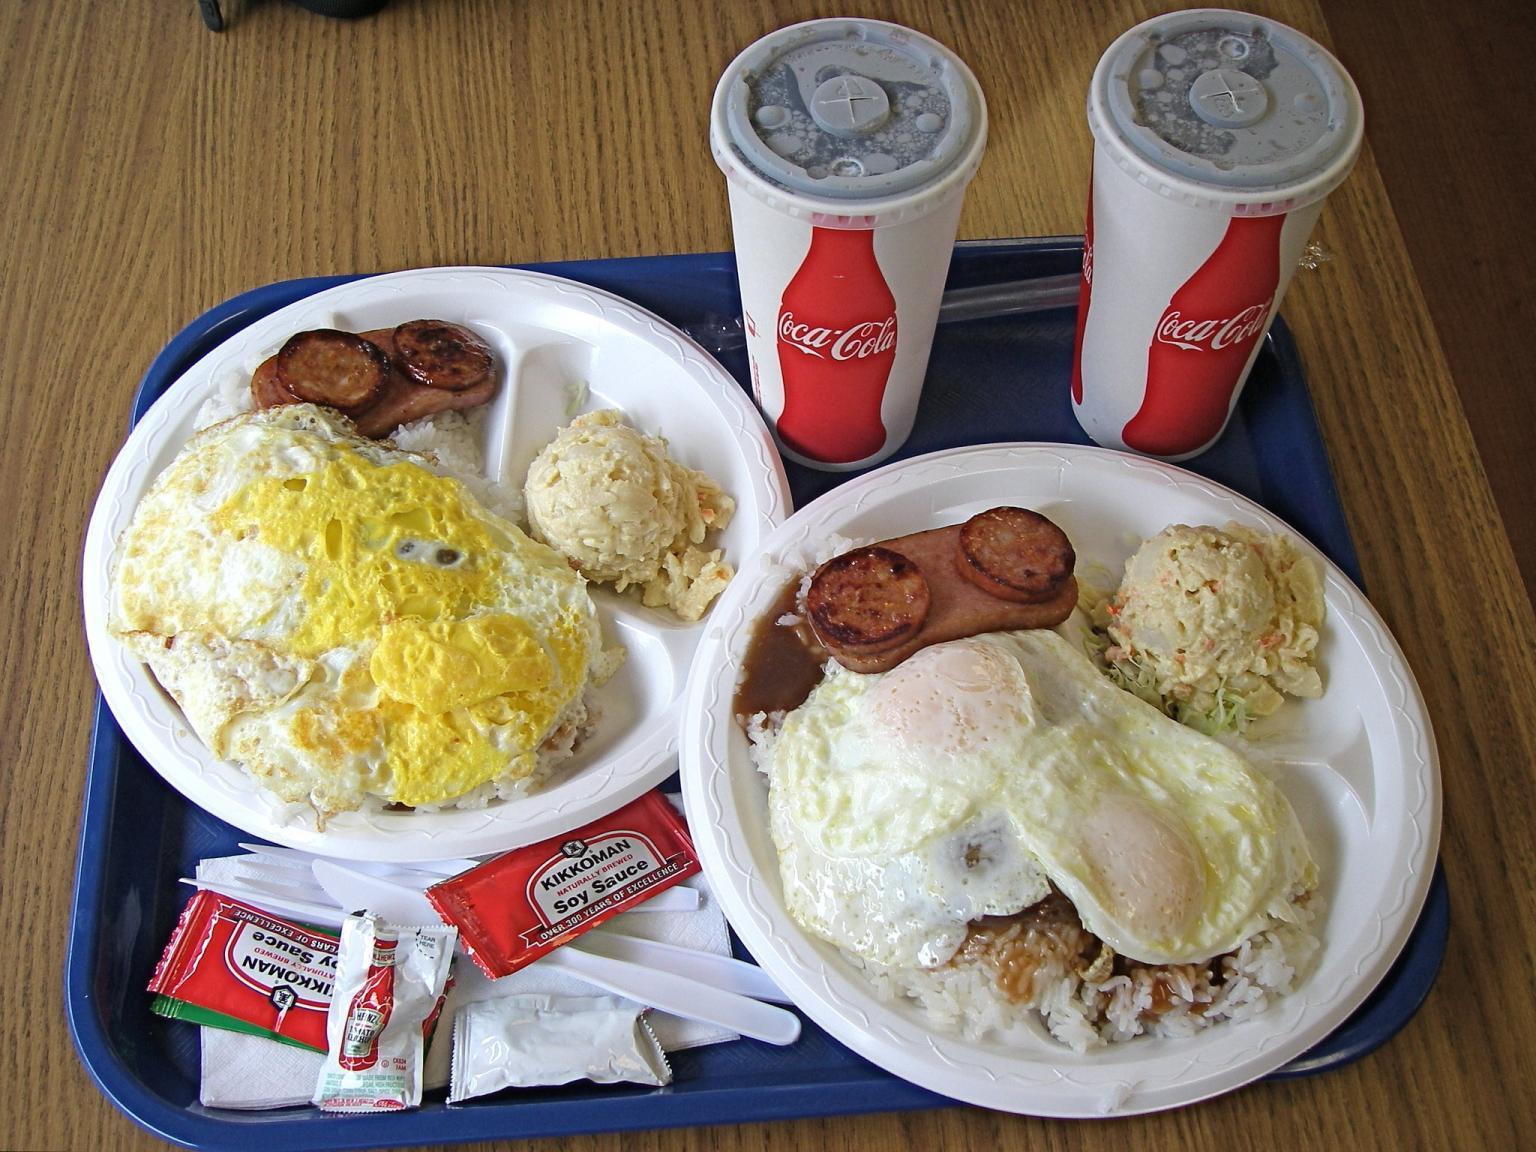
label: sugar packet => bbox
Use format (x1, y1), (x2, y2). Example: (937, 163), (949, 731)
(448, 994), (670, 1102)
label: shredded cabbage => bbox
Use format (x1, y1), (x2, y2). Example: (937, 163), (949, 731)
(1085, 627), (1251, 735)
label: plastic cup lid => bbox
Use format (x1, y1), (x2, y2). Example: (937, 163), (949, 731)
(711, 18), (987, 224)
(1088, 8), (1363, 212)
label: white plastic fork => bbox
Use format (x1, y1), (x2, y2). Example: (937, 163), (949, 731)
(236, 843), (477, 877)
(187, 852), (792, 1038)
(178, 876), (347, 929)
(289, 860), (785, 1001)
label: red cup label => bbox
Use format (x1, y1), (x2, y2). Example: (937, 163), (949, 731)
(774, 226), (899, 464)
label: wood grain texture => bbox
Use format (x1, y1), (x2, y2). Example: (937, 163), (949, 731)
(4, 0), (1532, 1149)
(1323, 0), (1536, 601)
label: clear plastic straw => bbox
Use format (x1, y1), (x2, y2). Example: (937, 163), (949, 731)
(683, 273), (1080, 356)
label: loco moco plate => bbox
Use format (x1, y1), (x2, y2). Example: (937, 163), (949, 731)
(83, 266), (790, 861)
(679, 442), (1439, 1117)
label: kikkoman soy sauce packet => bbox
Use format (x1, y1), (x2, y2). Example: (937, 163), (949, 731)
(147, 890), (339, 1052)
(426, 790), (701, 979)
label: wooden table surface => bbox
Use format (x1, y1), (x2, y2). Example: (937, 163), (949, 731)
(5, 0), (1532, 1148)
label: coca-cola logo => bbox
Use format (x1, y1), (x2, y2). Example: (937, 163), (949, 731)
(778, 311), (897, 362)
(1082, 236), (1093, 287)
(1155, 299), (1273, 353)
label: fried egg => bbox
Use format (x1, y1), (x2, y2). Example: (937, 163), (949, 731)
(109, 405), (606, 820)
(763, 630), (1315, 967)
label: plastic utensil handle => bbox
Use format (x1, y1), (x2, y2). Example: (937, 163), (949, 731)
(547, 946), (801, 1046)
(238, 843), (480, 877)
(616, 886), (700, 913)
(180, 878), (346, 930)
(311, 860), (440, 924)
(580, 930), (791, 1004)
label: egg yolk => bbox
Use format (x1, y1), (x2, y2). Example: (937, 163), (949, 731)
(212, 450), (592, 807)
(870, 639), (1035, 758)
(212, 455), (506, 658)
(370, 615), (551, 714)
(1078, 792), (1206, 945)
(381, 607), (595, 806)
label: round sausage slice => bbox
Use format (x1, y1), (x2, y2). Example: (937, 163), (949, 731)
(955, 507), (1075, 603)
(274, 329), (390, 414)
(392, 320), (494, 392)
(806, 546), (931, 654)
(250, 356), (298, 410)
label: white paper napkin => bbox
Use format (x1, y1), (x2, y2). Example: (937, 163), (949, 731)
(192, 857), (331, 1109)
(199, 1029), (325, 1110)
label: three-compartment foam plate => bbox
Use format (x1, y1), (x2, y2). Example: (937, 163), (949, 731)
(83, 266), (790, 861)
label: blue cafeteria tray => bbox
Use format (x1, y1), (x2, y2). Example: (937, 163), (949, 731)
(69, 239), (1449, 1148)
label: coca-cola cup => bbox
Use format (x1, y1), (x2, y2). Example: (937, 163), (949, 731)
(1071, 9), (1364, 460)
(710, 19), (987, 471)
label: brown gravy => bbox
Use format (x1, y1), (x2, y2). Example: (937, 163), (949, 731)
(732, 579), (829, 721)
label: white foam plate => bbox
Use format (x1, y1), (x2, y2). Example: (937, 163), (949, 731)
(83, 266), (790, 861)
(680, 442), (1440, 1117)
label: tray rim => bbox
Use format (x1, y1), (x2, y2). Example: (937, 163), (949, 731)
(68, 240), (1449, 1148)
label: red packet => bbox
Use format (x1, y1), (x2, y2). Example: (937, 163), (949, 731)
(147, 890), (338, 1052)
(426, 790), (700, 979)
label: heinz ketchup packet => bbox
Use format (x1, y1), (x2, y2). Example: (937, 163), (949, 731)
(426, 790), (701, 979)
(313, 913), (456, 1113)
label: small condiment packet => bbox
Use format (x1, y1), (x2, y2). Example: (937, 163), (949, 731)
(426, 790), (701, 979)
(421, 877), (736, 1091)
(313, 913), (456, 1113)
(447, 995), (671, 1102)
(148, 890), (338, 1052)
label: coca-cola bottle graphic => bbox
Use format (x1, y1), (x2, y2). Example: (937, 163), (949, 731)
(775, 226), (898, 464)
(1121, 213), (1286, 456)
(339, 933), (396, 1071)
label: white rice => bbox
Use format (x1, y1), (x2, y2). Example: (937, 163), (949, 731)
(390, 408), (523, 523)
(745, 706), (1320, 1053)
(856, 898), (1319, 1053)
